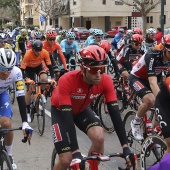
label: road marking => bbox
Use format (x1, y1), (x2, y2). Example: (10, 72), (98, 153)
(45, 109), (51, 117)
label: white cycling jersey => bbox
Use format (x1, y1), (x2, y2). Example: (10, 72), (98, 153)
(0, 66), (25, 97)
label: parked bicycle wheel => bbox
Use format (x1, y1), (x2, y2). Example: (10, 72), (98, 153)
(140, 135), (167, 170)
(123, 110), (142, 158)
(8, 83), (15, 104)
(98, 95), (114, 133)
(0, 150), (13, 170)
(51, 147), (57, 170)
(36, 94), (45, 136)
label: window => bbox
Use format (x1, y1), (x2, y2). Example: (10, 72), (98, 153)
(150, 16), (153, 23)
(146, 17), (149, 23)
(115, 0), (123, 5)
(103, 0), (106, 4)
(164, 0), (166, 5)
(73, 0), (76, 5)
(50, 18), (52, 25)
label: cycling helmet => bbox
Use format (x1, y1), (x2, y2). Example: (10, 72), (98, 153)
(34, 31), (42, 39)
(126, 29), (133, 36)
(131, 34), (143, 43)
(146, 28), (156, 35)
(7, 32), (13, 39)
(61, 30), (67, 36)
(93, 29), (103, 36)
(46, 29), (57, 38)
(0, 48), (16, 68)
(119, 28), (124, 34)
(79, 45), (108, 66)
(162, 34), (170, 50)
(74, 28), (78, 32)
(20, 29), (27, 36)
(133, 27), (143, 35)
(31, 40), (43, 50)
(99, 40), (111, 53)
(66, 32), (76, 39)
(0, 33), (7, 39)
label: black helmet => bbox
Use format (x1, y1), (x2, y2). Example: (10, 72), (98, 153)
(31, 40), (43, 50)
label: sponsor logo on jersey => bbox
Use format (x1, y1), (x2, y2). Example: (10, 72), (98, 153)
(90, 94), (100, 99)
(16, 80), (24, 91)
(149, 58), (154, 70)
(71, 94), (86, 99)
(16, 72), (22, 79)
(77, 88), (83, 93)
(52, 124), (62, 143)
(133, 81), (144, 92)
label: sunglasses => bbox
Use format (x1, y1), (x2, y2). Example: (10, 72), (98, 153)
(35, 38), (41, 40)
(0, 66), (13, 72)
(96, 36), (102, 39)
(84, 66), (105, 75)
(134, 43), (141, 46)
(22, 34), (27, 37)
(68, 38), (74, 40)
(48, 39), (55, 41)
(34, 49), (42, 52)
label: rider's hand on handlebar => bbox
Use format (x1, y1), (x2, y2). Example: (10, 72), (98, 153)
(22, 122), (33, 144)
(51, 78), (57, 88)
(25, 78), (35, 85)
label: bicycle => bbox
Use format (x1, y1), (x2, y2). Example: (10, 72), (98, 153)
(0, 126), (29, 170)
(8, 83), (15, 104)
(26, 80), (53, 136)
(123, 108), (160, 158)
(140, 135), (167, 170)
(51, 148), (137, 170)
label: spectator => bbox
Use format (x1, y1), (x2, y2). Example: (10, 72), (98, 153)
(155, 27), (162, 45)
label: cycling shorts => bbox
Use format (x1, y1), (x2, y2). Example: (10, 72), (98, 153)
(51, 105), (101, 154)
(25, 64), (46, 80)
(0, 91), (13, 119)
(155, 92), (170, 138)
(128, 74), (152, 99)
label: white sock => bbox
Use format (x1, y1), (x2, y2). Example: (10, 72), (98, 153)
(134, 115), (141, 123)
(5, 145), (12, 156)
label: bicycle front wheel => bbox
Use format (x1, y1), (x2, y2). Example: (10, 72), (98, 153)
(98, 95), (114, 133)
(0, 150), (13, 170)
(123, 110), (142, 158)
(140, 135), (167, 170)
(36, 94), (45, 136)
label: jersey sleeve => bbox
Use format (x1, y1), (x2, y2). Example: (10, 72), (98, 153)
(60, 40), (66, 53)
(20, 51), (30, 69)
(103, 74), (117, 102)
(43, 49), (52, 65)
(74, 41), (80, 53)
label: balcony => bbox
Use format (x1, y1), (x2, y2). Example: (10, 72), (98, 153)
(25, 0), (34, 6)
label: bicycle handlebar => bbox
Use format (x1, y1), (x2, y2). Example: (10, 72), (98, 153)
(71, 152), (137, 170)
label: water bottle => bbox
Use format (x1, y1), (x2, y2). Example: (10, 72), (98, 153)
(146, 120), (153, 136)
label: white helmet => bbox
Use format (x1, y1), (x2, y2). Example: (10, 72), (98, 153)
(146, 28), (156, 35)
(126, 29), (133, 36)
(0, 48), (16, 68)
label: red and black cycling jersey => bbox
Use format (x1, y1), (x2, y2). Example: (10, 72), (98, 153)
(131, 50), (170, 80)
(51, 70), (117, 115)
(116, 44), (144, 71)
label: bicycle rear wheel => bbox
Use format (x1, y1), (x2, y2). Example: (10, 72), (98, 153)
(36, 94), (45, 136)
(8, 83), (15, 104)
(98, 95), (114, 133)
(0, 150), (13, 170)
(140, 135), (167, 170)
(123, 110), (143, 158)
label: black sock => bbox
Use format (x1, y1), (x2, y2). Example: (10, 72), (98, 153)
(26, 105), (30, 113)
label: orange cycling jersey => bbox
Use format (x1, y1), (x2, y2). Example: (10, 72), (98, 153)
(20, 49), (51, 69)
(42, 40), (67, 70)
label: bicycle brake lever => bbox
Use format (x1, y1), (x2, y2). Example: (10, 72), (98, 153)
(21, 128), (30, 145)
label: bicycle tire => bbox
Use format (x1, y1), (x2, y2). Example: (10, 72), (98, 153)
(30, 105), (35, 122)
(8, 83), (15, 104)
(51, 147), (57, 170)
(140, 135), (167, 170)
(36, 94), (45, 136)
(0, 150), (13, 170)
(98, 95), (114, 133)
(123, 110), (142, 158)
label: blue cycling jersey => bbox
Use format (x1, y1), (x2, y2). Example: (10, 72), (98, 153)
(84, 35), (94, 47)
(111, 33), (123, 50)
(60, 39), (80, 55)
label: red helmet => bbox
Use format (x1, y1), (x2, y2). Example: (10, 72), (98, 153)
(162, 34), (170, 48)
(99, 40), (111, 53)
(46, 29), (57, 38)
(165, 76), (170, 93)
(80, 45), (108, 66)
(133, 27), (143, 35)
(131, 34), (143, 43)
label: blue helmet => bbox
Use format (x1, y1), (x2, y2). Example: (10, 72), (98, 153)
(66, 32), (76, 39)
(93, 29), (103, 36)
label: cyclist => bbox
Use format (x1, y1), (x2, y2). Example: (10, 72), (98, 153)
(123, 29), (134, 45)
(51, 45), (135, 170)
(56, 30), (67, 44)
(133, 27), (143, 35)
(84, 28), (96, 47)
(88, 29), (103, 45)
(15, 29), (29, 66)
(0, 48), (33, 169)
(142, 28), (157, 52)
(129, 34), (170, 141)
(42, 29), (67, 70)
(60, 32), (80, 70)
(20, 40), (56, 122)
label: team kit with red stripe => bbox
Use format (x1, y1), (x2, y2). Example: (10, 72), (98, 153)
(129, 50), (170, 98)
